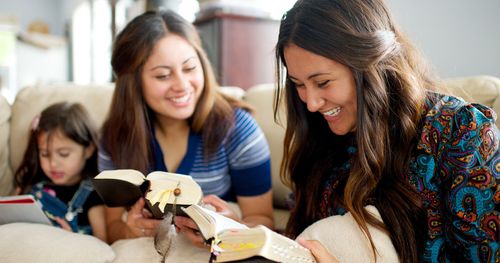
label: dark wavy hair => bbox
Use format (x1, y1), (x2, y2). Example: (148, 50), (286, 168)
(102, 10), (250, 173)
(275, 0), (435, 262)
(15, 102), (98, 193)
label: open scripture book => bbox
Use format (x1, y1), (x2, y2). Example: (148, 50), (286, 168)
(181, 204), (316, 263)
(92, 169), (202, 218)
(0, 195), (52, 225)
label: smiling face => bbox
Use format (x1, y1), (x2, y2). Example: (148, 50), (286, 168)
(141, 34), (205, 123)
(38, 129), (94, 186)
(284, 44), (357, 135)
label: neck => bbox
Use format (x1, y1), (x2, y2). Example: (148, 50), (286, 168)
(155, 117), (190, 137)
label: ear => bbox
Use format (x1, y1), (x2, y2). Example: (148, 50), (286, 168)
(84, 143), (96, 159)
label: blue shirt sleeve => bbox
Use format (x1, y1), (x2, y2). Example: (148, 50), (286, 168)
(224, 108), (272, 197)
(97, 141), (116, 172)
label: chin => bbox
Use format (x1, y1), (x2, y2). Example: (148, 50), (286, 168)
(329, 125), (351, 136)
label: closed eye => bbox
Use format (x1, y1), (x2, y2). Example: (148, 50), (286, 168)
(289, 79), (304, 88)
(183, 66), (197, 73)
(318, 80), (330, 88)
(156, 75), (170, 80)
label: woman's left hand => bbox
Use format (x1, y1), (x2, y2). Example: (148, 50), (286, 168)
(202, 194), (240, 222)
(298, 238), (339, 263)
(174, 215), (207, 248)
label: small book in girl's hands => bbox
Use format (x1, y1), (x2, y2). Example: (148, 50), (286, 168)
(92, 169), (203, 219)
(0, 195), (52, 225)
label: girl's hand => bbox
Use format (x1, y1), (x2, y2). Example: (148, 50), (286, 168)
(54, 217), (72, 232)
(126, 198), (161, 237)
(202, 194), (240, 222)
(174, 216), (207, 248)
(298, 238), (339, 263)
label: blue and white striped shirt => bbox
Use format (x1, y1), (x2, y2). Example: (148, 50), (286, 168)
(98, 108), (272, 201)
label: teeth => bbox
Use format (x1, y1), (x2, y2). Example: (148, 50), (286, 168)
(170, 92), (191, 103)
(323, 107), (341, 117)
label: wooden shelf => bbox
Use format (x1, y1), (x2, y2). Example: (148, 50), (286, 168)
(195, 12), (280, 90)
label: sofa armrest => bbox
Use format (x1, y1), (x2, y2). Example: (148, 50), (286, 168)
(0, 95), (13, 195)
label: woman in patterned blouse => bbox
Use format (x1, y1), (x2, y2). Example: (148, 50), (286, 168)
(274, 0), (498, 262)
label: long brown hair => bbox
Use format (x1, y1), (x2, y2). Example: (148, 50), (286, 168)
(102, 10), (249, 173)
(275, 0), (433, 262)
(15, 102), (98, 193)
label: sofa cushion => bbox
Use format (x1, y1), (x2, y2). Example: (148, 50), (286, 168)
(244, 84), (290, 209)
(0, 95), (13, 195)
(444, 75), (500, 127)
(9, 83), (114, 173)
(0, 223), (115, 263)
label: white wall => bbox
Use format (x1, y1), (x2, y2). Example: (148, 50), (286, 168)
(386, 0), (500, 78)
(0, 0), (65, 35)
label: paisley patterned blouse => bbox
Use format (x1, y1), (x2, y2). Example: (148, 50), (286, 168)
(319, 93), (499, 262)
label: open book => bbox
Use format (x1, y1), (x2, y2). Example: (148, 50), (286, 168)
(92, 169), (202, 218)
(181, 204), (248, 242)
(214, 226), (316, 263)
(0, 195), (52, 225)
(181, 204), (316, 263)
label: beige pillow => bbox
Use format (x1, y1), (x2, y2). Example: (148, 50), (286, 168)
(110, 237), (161, 263)
(111, 232), (209, 263)
(297, 205), (399, 263)
(0, 223), (115, 263)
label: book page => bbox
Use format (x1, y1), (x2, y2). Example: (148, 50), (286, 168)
(94, 169), (145, 186)
(0, 195), (52, 225)
(182, 204), (247, 241)
(216, 225), (315, 263)
(260, 226), (315, 263)
(196, 205), (248, 235)
(146, 171), (202, 207)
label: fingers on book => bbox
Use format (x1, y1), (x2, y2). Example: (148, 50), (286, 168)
(92, 169), (202, 218)
(181, 204), (316, 263)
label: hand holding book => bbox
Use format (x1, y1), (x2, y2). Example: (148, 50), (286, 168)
(92, 169), (203, 218)
(181, 204), (316, 263)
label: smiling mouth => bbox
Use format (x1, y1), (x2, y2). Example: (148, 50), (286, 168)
(169, 92), (192, 103)
(322, 107), (341, 117)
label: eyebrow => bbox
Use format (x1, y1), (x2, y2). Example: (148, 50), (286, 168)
(288, 72), (331, 81)
(150, 56), (198, 71)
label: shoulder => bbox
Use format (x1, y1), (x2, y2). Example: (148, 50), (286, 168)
(419, 92), (498, 161)
(421, 92), (497, 132)
(230, 107), (261, 134)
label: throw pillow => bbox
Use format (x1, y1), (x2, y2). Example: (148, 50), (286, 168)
(0, 223), (115, 263)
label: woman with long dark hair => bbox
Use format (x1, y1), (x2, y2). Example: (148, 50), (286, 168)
(100, 10), (273, 244)
(275, 0), (499, 262)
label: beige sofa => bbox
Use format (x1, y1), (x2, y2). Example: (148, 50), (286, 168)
(0, 75), (499, 262)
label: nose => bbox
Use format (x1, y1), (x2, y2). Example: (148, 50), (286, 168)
(171, 72), (189, 92)
(49, 156), (59, 167)
(303, 87), (325, 112)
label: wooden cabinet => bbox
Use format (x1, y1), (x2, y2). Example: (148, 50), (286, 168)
(195, 12), (280, 90)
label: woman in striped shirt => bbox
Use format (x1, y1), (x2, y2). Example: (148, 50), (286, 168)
(98, 10), (273, 244)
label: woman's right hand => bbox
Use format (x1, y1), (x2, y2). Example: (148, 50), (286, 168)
(125, 198), (161, 238)
(298, 238), (339, 263)
(174, 215), (207, 248)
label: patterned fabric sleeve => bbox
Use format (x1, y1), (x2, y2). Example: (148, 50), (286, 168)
(440, 102), (499, 262)
(224, 108), (272, 197)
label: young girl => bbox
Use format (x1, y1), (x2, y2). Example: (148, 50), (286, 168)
(14, 102), (106, 242)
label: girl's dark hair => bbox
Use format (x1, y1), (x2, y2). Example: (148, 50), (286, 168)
(15, 102), (98, 193)
(274, 0), (432, 262)
(102, 10), (250, 173)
